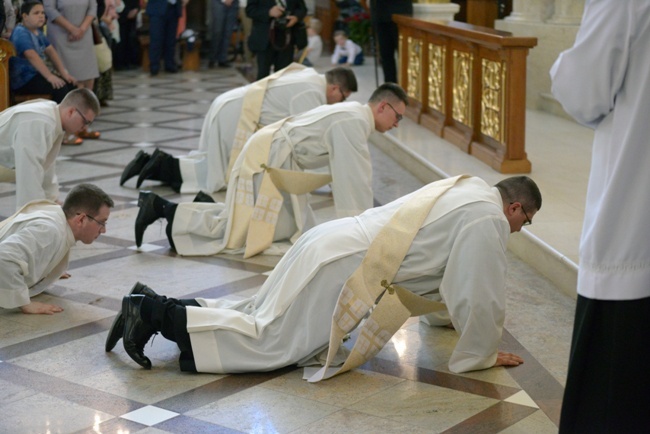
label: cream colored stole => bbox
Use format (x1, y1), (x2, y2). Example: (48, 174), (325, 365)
(226, 120), (333, 259)
(308, 175), (468, 382)
(225, 63), (307, 182)
(0, 166), (16, 183)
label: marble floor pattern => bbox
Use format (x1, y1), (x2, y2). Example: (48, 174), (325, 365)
(0, 64), (575, 433)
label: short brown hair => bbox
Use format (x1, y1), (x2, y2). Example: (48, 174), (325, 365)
(62, 184), (114, 218)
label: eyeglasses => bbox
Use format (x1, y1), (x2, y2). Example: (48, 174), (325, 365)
(75, 108), (93, 126)
(338, 86), (347, 102)
(78, 213), (106, 228)
(520, 204), (532, 226)
(385, 102), (403, 122)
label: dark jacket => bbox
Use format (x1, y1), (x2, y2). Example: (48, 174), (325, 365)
(246, 0), (307, 52)
(146, 0), (182, 18)
(370, 0), (412, 24)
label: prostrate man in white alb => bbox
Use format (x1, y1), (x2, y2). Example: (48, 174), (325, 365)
(133, 83), (409, 260)
(0, 88), (100, 210)
(120, 64), (358, 193)
(106, 175), (541, 376)
(0, 183), (113, 314)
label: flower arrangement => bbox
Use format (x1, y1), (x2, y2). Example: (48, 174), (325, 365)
(345, 11), (372, 47)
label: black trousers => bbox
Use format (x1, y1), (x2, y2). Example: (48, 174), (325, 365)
(254, 43), (294, 80)
(142, 295), (200, 372)
(14, 75), (76, 103)
(559, 294), (650, 433)
(374, 21), (400, 84)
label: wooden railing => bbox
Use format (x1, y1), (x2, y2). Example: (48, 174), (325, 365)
(0, 38), (14, 112)
(394, 15), (537, 173)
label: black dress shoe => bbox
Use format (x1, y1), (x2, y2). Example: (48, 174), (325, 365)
(218, 62), (232, 68)
(122, 295), (156, 369)
(105, 282), (160, 352)
(193, 191), (215, 203)
(136, 148), (166, 188)
(165, 66), (179, 73)
(120, 150), (151, 186)
(135, 191), (161, 247)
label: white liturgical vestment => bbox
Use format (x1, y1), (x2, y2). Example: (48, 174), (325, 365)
(183, 176), (510, 375)
(0, 100), (64, 210)
(551, 1), (650, 301)
(178, 68), (328, 193)
(0, 201), (75, 309)
(171, 102), (374, 257)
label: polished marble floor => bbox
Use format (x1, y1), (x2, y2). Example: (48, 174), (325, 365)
(0, 61), (576, 433)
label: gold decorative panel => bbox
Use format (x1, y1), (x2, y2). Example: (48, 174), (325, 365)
(407, 36), (422, 101)
(427, 43), (445, 113)
(452, 50), (472, 126)
(481, 59), (506, 142)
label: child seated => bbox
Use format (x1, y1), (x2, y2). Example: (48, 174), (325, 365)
(9, 1), (77, 103)
(331, 30), (363, 66)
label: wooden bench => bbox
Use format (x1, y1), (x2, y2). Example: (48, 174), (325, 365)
(0, 38), (52, 111)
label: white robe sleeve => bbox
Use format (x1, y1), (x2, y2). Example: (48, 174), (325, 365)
(12, 119), (57, 206)
(0, 220), (62, 309)
(327, 118), (373, 217)
(550, 2), (632, 128)
(439, 215), (509, 373)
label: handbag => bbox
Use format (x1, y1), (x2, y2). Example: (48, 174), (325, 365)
(94, 36), (113, 72)
(292, 21), (307, 50)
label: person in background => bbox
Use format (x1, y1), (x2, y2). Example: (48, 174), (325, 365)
(44, 0), (102, 144)
(112, 0), (140, 70)
(246, 0), (307, 80)
(300, 17), (322, 66)
(9, 1), (77, 103)
(1, 0), (15, 38)
(331, 30), (363, 66)
(208, 0), (239, 68)
(369, 0), (411, 83)
(145, 0), (188, 75)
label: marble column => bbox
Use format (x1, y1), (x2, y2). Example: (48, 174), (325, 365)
(548, 0), (585, 25)
(506, 0), (554, 23)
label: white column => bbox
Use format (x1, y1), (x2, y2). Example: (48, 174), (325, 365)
(548, 0), (585, 25)
(505, 0), (554, 23)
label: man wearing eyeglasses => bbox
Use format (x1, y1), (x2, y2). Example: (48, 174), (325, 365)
(0, 88), (100, 210)
(108, 176), (541, 375)
(0, 183), (113, 315)
(120, 65), (358, 194)
(132, 83), (408, 259)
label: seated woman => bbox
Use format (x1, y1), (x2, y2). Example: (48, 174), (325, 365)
(9, 1), (77, 104)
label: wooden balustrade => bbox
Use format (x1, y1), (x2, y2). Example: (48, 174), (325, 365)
(394, 15), (537, 173)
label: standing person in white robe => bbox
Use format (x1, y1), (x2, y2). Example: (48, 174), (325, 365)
(551, 1), (650, 431)
(107, 175), (541, 375)
(119, 65), (358, 193)
(0, 183), (113, 315)
(0, 88), (100, 210)
(133, 83), (409, 259)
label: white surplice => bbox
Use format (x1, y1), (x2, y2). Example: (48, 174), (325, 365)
(551, 1), (650, 301)
(184, 176), (510, 375)
(0, 201), (75, 309)
(171, 102), (375, 257)
(0, 100), (64, 210)
(178, 68), (327, 193)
